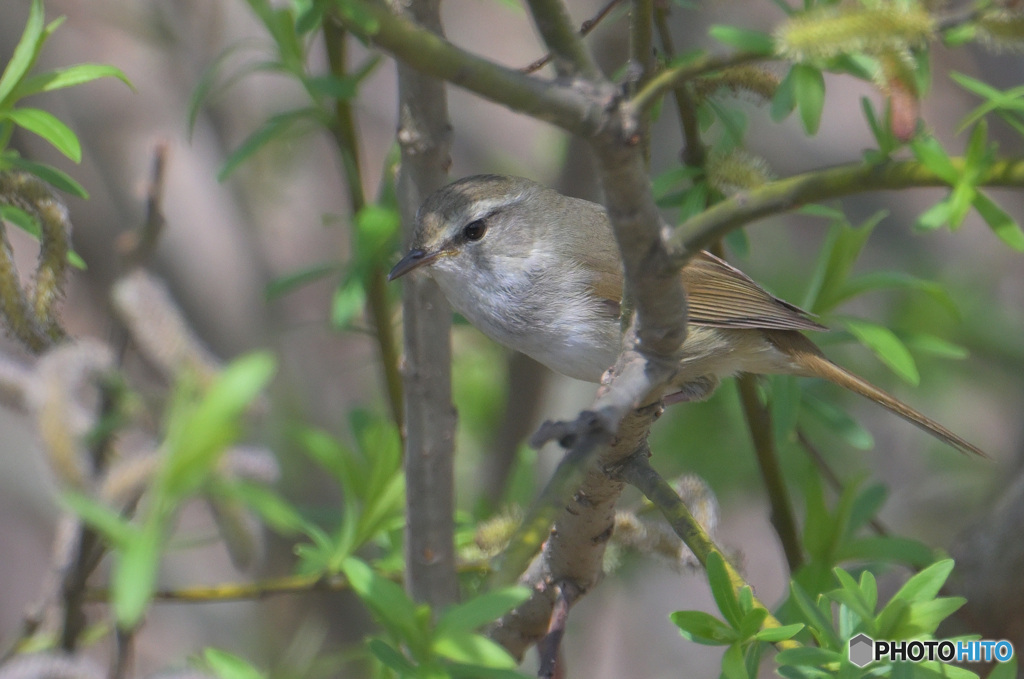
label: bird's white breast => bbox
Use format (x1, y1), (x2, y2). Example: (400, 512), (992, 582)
(429, 251), (620, 382)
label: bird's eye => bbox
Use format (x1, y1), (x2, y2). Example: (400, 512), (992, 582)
(462, 219), (486, 241)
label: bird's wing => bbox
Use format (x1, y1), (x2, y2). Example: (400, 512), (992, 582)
(575, 219), (824, 332)
(681, 251), (826, 331)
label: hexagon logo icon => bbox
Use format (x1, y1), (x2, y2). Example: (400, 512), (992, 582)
(849, 633), (875, 668)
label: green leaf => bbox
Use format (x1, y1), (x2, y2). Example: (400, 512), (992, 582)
(61, 491), (136, 547)
(218, 107), (320, 181)
(0, 204), (86, 269)
(754, 622), (805, 642)
(433, 631), (518, 668)
(769, 375), (801, 448)
(829, 271), (959, 320)
(987, 658), (1017, 679)
(706, 552), (743, 628)
(788, 581), (841, 650)
(161, 352), (276, 500)
(204, 648), (265, 679)
(16, 63), (133, 98)
(792, 64), (825, 135)
(304, 74), (359, 100)
(113, 521), (163, 627)
(669, 610), (737, 645)
(721, 643), (749, 679)
(846, 483), (886, 536)
(341, 557), (424, 647)
(774, 647), (843, 667)
(331, 275), (365, 328)
(800, 390), (875, 450)
(812, 212), (886, 314)
(264, 261), (339, 300)
(437, 587), (532, 635)
(837, 536), (937, 568)
(334, 0), (381, 37)
(3, 107), (81, 161)
(708, 25), (775, 54)
(367, 639), (416, 675)
(355, 203), (401, 262)
(1, 155), (88, 197)
(447, 664), (532, 679)
(0, 0), (46, 107)
(914, 198), (954, 232)
(888, 559), (954, 606)
(843, 318), (920, 385)
(737, 606), (769, 640)
(973, 191), (1024, 251)
(909, 136), (958, 184)
(771, 67), (797, 122)
(903, 334), (968, 360)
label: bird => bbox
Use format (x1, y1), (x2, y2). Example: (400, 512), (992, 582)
(388, 174), (985, 457)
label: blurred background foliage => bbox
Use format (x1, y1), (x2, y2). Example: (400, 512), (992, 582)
(0, 0), (1022, 678)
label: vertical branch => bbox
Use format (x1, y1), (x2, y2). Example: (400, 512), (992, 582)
(736, 374), (803, 572)
(653, 8), (705, 167)
(388, 0), (459, 607)
(323, 24), (405, 430)
(630, 0), (654, 162)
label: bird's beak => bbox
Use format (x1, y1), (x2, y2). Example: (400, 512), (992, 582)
(387, 248), (441, 281)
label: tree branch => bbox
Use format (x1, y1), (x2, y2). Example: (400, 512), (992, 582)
(390, 0), (460, 608)
(672, 157), (1024, 258)
(523, 0), (601, 77)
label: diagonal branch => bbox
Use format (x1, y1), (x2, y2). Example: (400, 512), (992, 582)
(672, 157), (1024, 259)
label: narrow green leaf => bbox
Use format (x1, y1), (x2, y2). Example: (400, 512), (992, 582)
(846, 483), (886, 536)
(437, 587), (532, 635)
(843, 318), (920, 385)
(754, 622), (805, 642)
(264, 261), (339, 300)
(788, 581), (842, 651)
(973, 191), (1024, 251)
(331, 275), (365, 328)
(800, 390), (875, 450)
(15, 64), (133, 98)
(367, 639), (416, 674)
(830, 271), (960, 320)
(2, 155), (88, 198)
(837, 536), (936, 568)
(433, 631), (518, 668)
(0, 0), (46, 106)
(792, 64), (825, 135)
(770, 67), (797, 122)
(903, 334), (968, 360)
(61, 491), (136, 547)
(706, 552), (743, 628)
(4, 107), (81, 161)
(909, 136), (958, 184)
(113, 521), (163, 627)
(888, 559), (954, 606)
(914, 198), (953, 232)
(708, 25), (775, 54)
(447, 664), (533, 679)
(670, 610), (737, 645)
(774, 647), (843, 667)
(341, 557), (423, 646)
(218, 107), (319, 181)
(721, 643), (749, 679)
(161, 352), (276, 500)
(304, 74), (358, 100)
(814, 211), (886, 314)
(204, 648), (265, 679)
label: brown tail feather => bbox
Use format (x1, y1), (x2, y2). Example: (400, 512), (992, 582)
(766, 331), (988, 458)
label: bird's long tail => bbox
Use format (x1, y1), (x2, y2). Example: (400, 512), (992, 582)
(765, 330), (987, 457)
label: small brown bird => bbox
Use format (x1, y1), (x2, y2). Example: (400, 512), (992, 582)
(389, 174), (985, 457)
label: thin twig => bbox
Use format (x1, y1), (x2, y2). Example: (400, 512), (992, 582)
(736, 374), (803, 571)
(117, 142), (169, 271)
(522, 0), (624, 74)
(536, 581), (578, 679)
(523, 0), (601, 77)
(323, 22), (405, 431)
(610, 452), (800, 650)
(653, 4), (705, 167)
